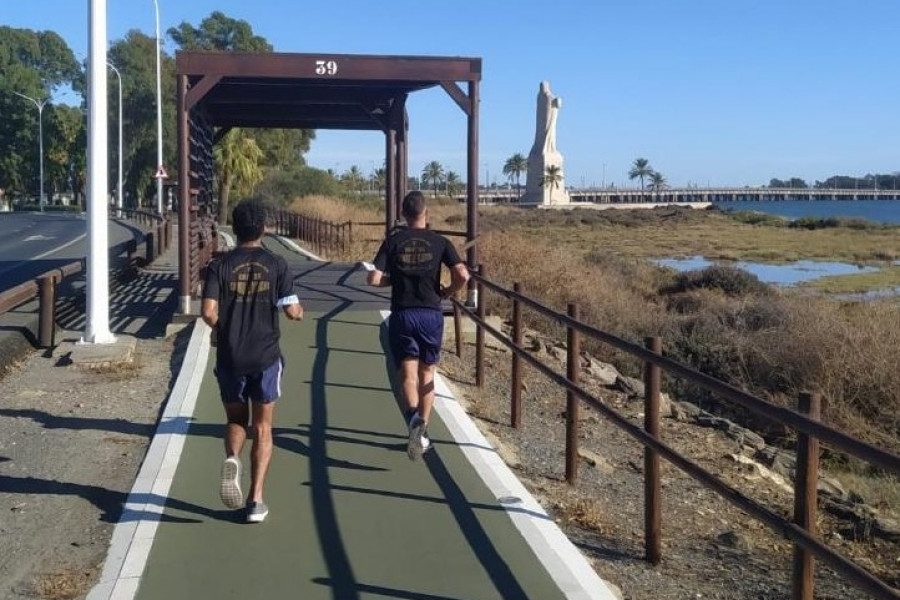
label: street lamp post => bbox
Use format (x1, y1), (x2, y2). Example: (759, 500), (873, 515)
(153, 0), (164, 214)
(13, 92), (48, 211)
(107, 62), (123, 216)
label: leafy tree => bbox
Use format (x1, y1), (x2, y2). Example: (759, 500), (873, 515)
(541, 165), (563, 191)
(628, 157), (653, 192)
(0, 26), (81, 197)
(169, 11), (314, 213)
(341, 165), (365, 194)
(503, 153), (527, 200)
(422, 161), (445, 198)
(168, 11), (272, 52)
(214, 128), (264, 224)
(108, 31), (177, 207)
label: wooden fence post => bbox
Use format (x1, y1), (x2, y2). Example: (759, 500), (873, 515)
(565, 303), (581, 484)
(475, 264), (486, 388)
(511, 282), (523, 429)
(644, 336), (662, 565)
(793, 391), (821, 600)
(38, 275), (56, 348)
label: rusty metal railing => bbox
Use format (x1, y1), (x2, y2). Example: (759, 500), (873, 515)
(266, 208), (352, 257)
(450, 266), (900, 600)
(0, 212), (170, 348)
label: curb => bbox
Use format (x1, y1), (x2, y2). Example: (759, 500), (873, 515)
(379, 309), (620, 600)
(85, 318), (211, 600)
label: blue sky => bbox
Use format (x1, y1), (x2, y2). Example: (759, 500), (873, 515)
(4, 0), (900, 187)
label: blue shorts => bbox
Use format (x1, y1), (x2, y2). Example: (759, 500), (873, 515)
(388, 308), (444, 368)
(215, 358), (283, 404)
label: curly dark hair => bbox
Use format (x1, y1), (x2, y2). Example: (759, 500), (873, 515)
(232, 199), (267, 243)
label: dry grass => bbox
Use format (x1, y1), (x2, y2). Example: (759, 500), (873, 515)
(34, 569), (92, 599)
(286, 196), (900, 461)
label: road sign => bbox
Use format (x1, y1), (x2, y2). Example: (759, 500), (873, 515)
(154, 166), (169, 179)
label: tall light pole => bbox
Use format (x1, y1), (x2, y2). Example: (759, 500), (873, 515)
(153, 0), (164, 214)
(13, 92), (48, 212)
(84, 0), (115, 344)
(107, 62), (123, 217)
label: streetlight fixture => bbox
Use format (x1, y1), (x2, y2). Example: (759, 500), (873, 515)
(13, 91), (48, 211)
(107, 62), (123, 216)
(153, 0), (164, 214)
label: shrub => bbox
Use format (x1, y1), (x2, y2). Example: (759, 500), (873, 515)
(663, 265), (771, 297)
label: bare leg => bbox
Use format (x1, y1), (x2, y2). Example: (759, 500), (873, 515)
(224, 403), (249, 457)
(417, 362), (436, 424)
(399, 358), (420, 415)
(248, 402), (275, 503)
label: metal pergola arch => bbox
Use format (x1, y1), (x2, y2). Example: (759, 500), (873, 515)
(174, 51), (482, 314)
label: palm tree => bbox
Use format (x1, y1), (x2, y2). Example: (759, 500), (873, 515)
(628, 157), (653, 201)
(373, 167), (386, 191)
(214, 128), (264, 225)
(422, 161), (445, 198)
(649, 171), (667, 193)
(541, 165), (563, 195)
(342, 165), (365, 194)
(503, 153), (528, 201)
(445, 171), (463, 196)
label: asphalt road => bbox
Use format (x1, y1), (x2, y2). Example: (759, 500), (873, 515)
(0, 212), (138, 292)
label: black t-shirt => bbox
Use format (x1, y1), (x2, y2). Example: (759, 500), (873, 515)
(373, 228), (462, 310)
(203, 246), (294, 374)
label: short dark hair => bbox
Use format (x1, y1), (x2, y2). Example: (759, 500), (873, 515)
(401, 191), (427, 219)
(232, 199), (267, 243)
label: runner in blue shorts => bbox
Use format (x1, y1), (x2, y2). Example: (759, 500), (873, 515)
(202, 199), (303, 522)
(367, 191), (470, 460)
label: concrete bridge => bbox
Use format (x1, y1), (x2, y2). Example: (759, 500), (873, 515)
(471, 187), (900, 204)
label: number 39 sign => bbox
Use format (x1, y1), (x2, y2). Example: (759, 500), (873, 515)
(314, 60), (338, 76)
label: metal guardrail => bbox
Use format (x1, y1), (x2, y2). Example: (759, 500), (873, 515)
(451, 266), (900, 600)
(0, 211), (171, 348)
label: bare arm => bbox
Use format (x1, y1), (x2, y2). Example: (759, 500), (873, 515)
(201, 298), (219, 328)
(367, 269), (390, 287)
(441, 263), (470, 298)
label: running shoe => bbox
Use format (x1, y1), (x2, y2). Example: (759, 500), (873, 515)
(246, 500), (269, 524)
(219, 456), (243, 509)
(407, 415), (427, 461)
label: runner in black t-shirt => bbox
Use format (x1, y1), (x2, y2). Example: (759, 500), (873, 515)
(367, 191), (469, 460)
(201, 199), (303, 523)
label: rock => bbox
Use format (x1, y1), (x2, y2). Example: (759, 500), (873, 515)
(874, 517), (900, 543)
(614, 375), (644, 397)
(716, 530), (751, 552)
(604, 581), (625, 600)
(817, 476), (847, 501)
(585, 359), (620, 386)
(724, 424), (766, 451)
(754, 448), (797, 479)
(676, 401), (703, 419)
(577, 448), (615, 474)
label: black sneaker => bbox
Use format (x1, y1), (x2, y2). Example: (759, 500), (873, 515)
(246, 500), (269, 524)
(407, 415), (427, 461)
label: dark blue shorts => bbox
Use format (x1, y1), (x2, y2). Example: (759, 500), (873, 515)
(215, 358), (284, 404)
(388, 308), (444, 368)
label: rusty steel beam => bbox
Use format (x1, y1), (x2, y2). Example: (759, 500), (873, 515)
(185, 74), (222, 110)
(177, 52), (481, 83)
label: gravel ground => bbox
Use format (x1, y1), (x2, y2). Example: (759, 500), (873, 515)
(0, 291), (895, 599)
(0, 327), (189, 599)
(437, 331), (898, 600)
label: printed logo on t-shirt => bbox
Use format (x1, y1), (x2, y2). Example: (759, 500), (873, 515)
(229, 262), (271, 298)
(397, 237), (435, 271)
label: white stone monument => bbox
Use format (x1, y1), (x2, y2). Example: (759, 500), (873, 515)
(523, 81), (570, 205)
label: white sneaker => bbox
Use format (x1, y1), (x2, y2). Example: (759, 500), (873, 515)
(407, 416), (427, 461)
(219, 456), (243, 509)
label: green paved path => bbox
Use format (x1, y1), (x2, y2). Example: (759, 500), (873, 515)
(119, 238), (606, 600)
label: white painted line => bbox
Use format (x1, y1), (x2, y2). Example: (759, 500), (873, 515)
(85, 318), (211, 600)
(0, 232), (87, 278)
(274, 234), (322, 260)
(379, 309), (619, 600)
